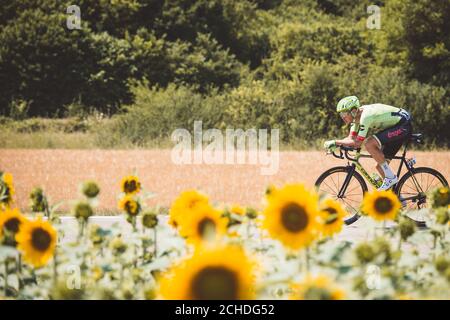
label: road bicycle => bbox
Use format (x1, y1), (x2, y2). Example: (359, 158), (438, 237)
(315, 133), (448, 227)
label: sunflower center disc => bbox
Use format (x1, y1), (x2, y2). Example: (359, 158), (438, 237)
(191, 266), (239, 300)
(281, 202), (309, 232)
(125, 201), (138, 215)
(125, 181), (137, 193)
(5, 218), (20, 233)
(374, 197), (393, 214)
(31, 228), (52, 251)
(323, 207), (338, 224)
(197, 218), (216, 240)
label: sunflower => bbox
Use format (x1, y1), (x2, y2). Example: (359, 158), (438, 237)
(290, 275), (345, 300)
(230, 205), (245, 216)
(177, 203), (227, 245)
(0, 208), (27, 246)
(118, 195), (141, 216)
(158, 246), (255, 300)
(120, 175), (141, 195)
(15, 216), (57, 268)
(361, 190), (401, 221)
(430, 186), (450, 208)
(169, 190), (210, 228)
(319, 198), (347, 237)
(0, 172), (15, 208)
(262, 184), (320, 250)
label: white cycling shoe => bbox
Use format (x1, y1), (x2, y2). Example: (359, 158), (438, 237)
(377, 176), (398, 191)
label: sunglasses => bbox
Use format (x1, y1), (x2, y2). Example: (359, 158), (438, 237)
(339, 112), (351, 119)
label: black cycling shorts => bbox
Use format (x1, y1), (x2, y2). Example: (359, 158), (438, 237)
(373, 119), (412, 159)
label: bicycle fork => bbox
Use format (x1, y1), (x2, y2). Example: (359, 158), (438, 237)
(337, 161), (377, 198)
(337, 164), (357, 198)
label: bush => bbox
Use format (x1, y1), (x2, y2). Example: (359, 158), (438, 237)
(374, 0), (450, 86)
(168, 33), (243, 91)
(95, 83), (226, 146)
(0, 9), (135, 117)
(271, 22), (367, 64)
(223, 80), (280, 131)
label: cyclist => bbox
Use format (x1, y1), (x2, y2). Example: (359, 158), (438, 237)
(324, 96), (412, 191)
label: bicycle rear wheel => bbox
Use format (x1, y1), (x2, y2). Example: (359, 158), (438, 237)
(395, 167), (448, 225)
(315, 166), (368, 225)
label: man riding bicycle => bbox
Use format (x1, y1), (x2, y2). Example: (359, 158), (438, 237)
(324, 96), (413, 191)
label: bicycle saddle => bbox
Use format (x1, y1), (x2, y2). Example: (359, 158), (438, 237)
(410, 133), (423, 144)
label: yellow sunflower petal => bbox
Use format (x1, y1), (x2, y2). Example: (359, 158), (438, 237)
(15, 216), (57, 268)
(319, 198), (347, 238)
(177, 203), (227, 246)
(158, 245), (255, 300)
(290, 275), (345, 300)
(262, 184), (321, 250)
(169, 190), (210, 228)
(361, 190), (401, 221)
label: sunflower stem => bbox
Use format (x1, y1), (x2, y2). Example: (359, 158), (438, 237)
(133, 242), (138, 268)
(298, 251), (303, 274)
(142, 238), (147, 264)
(153, 228), (158, 258)
(17, 253), (23, 291)
(304, 247), (310, 275)
(4, 259), (8, 296)
(53, 248), (58, 285)
(77, 219), (85, 243)
(246, 220), (251, 239)
(44, 197), (50, 219)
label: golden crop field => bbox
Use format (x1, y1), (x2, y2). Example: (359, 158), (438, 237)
(1, 149), (448, 213)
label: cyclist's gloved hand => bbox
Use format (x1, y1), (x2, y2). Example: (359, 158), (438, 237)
(324, 140), (337, 152)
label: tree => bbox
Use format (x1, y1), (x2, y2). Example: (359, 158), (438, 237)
(378, 0), (450, 86)
(0, 9), (135, 116)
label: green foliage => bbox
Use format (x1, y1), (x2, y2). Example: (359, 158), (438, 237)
(0, 9), (135, 116)
(94, 83), (225, 147)
(272, 23), (365, 63)
(168, 33), (242, 91)
(375, 0), (450, 86)
(0, 0), (449, 148)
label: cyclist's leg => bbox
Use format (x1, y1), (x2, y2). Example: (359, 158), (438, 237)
(365, 136), (386, 163)
(373, 120), (412, 189)
(365, 136), (392, 178)
(376, 121), (412, 159)
(376, 161), (391, 178)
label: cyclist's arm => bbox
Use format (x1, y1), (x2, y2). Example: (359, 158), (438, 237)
(338, 115), (372, 148)
(336, 137), (363, 148)
(336, 122), (363, 147)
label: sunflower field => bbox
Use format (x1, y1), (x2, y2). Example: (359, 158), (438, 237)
(0, 171), (449, 300)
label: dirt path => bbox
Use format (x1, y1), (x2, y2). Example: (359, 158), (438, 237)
(1, 149), (449, 213)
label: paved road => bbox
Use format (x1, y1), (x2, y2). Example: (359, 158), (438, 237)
(55, 215), (430, 255)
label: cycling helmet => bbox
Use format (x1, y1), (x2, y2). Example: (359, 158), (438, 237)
(336, 96), (360, 113)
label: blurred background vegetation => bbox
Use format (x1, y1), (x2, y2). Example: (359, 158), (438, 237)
(0, 0), (449, 148)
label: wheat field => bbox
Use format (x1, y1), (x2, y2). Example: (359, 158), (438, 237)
(1, 149), (448, 213)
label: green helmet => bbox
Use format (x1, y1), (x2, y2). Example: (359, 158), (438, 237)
(336, 96), (360, 113)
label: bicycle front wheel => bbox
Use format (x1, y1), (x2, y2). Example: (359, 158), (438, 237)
(315, 166), (368, 225)
(395, 166), (448, 224)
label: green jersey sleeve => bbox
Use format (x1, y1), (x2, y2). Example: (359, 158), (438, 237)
(350, 122), (359, 137)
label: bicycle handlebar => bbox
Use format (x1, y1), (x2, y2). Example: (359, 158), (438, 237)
(330, 146), (362, 161)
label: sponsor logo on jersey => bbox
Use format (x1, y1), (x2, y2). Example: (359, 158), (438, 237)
(387, 128), (403, 138)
